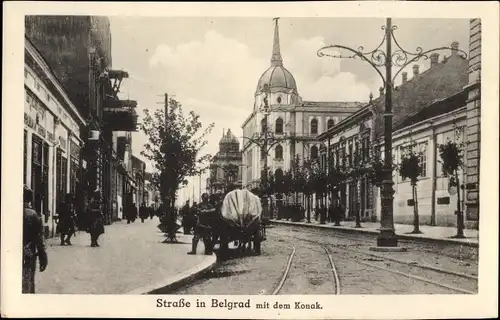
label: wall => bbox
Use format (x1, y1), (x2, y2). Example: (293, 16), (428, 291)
(465, 19), (481, 223)
(375, 111), (474, 228)
(24, 59), (84, 237)
(25, 16), (91, 117)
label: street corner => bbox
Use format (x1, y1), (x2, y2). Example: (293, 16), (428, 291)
(126, 252), (217, 295)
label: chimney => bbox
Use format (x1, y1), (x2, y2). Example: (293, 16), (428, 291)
(413, 64), (420, 77)
(451, 41), (459, 56)
(430, 53), (439, 67)
(402, 72), (408, 84)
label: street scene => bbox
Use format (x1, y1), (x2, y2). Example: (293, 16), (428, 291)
(21, 15), (481, 296)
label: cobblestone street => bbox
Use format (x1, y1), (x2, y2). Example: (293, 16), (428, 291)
(170, 224), (478, 295)
(36, 218), (214, 294)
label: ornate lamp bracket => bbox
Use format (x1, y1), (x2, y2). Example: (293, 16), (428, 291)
(318, 22), (468, 90)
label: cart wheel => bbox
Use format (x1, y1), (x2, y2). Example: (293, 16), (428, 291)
(254, 240), (261, 255)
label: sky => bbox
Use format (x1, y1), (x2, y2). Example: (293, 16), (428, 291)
(108, 17), (469, 203)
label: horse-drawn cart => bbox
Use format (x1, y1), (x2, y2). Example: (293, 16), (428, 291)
(216, 189), (266, 255)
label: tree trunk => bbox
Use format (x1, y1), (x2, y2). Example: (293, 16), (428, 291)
(306, 194), (311, 223)
(453, 172), (465, 238)
(411, 182), (422, 234)
(354, 179), (361, 228)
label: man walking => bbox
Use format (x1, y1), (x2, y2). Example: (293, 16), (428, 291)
(187, 193), (216, 255)
(23, 185), (48, 293)
(57, 193), (75, 246)
(139, 202), (148, 223)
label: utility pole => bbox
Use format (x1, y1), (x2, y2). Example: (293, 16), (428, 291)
(164, 93), (168, 126)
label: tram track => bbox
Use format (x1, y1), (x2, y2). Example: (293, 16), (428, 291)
(272, 231), (477, 294)
(272, 244), (341, 295)
(283, 224), (478, 262)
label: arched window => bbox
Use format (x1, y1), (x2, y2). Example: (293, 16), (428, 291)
(275, 144), (283, 160)
(310, 118), (318, 134)
(261, 119), (267, 133)
(275, 117), (283, 134)
(327, 119), (335, 130)
(277, 96), (282, 104)
(311, 145), (319, 159)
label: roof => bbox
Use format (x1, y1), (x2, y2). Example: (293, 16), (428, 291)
(219, 129), (239, 145)
(372, 53), (468, 136)
(255, 65), (297, 95)
(392, 89), (467, 131)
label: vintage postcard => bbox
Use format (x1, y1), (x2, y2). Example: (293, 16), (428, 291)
(2, 1), (499, 319)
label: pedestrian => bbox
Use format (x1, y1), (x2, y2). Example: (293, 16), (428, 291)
(139, 202), (148, 223)
(23, 185), (48, 293)
(87, 190), (105, 247)
(180, 200), (191, 234)
(187, 193), (216, 256)
(131, 203), (138, 223)
(57, 193), (76, 246)
(149, 205), (155, 219)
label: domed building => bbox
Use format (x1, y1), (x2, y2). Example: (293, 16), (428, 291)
(207, 129), (243, 194)
(241, 18), (364, 191)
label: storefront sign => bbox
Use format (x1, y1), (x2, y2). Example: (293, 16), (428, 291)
(37, 125), (46, 138)
(59, 136), (67, 151)
(24, 113), (36, 129)
(70, 140), (81, 160)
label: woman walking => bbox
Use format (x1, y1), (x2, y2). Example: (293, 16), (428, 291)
(87, 190), (105, 247)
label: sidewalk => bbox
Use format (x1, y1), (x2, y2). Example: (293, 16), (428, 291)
(270, 219), (479, 247)
(35, 218), (216, 294)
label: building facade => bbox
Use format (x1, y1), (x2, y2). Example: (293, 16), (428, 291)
(208, 129), (243, 194)
(241, 19), (362, 191)
(24, 36), (86, 237)
(318, 43), (469, 227)
(131, 154), (146, 205)
(464, 18), (481, 222)
(25, 16), (138, 225)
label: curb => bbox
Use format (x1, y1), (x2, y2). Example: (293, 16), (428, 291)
(270, 220), (479, 248)
(127, 255), (217, 295)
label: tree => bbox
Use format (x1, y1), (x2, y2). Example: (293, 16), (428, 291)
(438, 128), (466, 238)
(398, 145), (423, 234)
(140, 98), (214, 211)
(309, 159), (328, 223)
(344, 148), (365, 228)
(327, 164), (347, 226)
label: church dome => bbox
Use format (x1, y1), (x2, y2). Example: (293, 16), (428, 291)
(219, 129), (239, 145)
(256, 65), (297, 94)
(255, 18), (298, 96)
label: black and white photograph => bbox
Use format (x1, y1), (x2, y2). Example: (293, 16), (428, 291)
(2, 1), (499, 319)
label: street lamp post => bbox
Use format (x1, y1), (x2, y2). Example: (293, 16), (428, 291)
(318, 18), (467, 248)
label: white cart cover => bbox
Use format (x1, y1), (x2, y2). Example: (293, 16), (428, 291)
(221, 189), (262, 228)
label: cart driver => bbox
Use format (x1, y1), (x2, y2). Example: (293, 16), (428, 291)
(187, 193), (216, 255)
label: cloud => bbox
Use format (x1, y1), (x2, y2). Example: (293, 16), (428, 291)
(141, 31), (372, 172)
(149, 30), (268, 109)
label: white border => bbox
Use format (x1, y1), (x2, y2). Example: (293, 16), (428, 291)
(2, 1), (499, 319)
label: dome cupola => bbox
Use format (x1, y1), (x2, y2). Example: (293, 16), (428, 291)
(255, 18), (298, 96)
(219, 129), (239, 153)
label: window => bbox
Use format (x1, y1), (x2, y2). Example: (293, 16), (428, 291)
(311, 145), (318, 159)
(399, 142), (428, 179)
(23, 130), (27, 185)
(419, 142), (427, 177)
(260, 146), (266, 160)
(310, 118), (318, 134)
(24, 69), (28, 78)
(277, 96), (282, 104)
(275, 118), (283, 134)
(275, 144), (283, 160)
(327, 119), (335, 130)
(348, 143), (353, 167)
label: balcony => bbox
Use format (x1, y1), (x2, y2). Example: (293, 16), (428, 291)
(103, 99), (138, 132)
